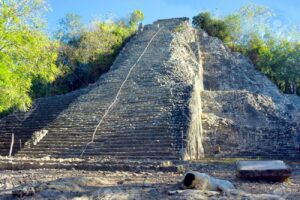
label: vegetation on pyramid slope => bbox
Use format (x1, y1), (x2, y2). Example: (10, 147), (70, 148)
(193, 4), (300, 95)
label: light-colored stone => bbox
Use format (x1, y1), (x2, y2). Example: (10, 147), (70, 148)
(25, 129), (48, 148)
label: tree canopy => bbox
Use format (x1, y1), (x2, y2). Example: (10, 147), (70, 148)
(0, 1), (144, 116)
(45, 10), (144, 95)
(0, 0), (60, 113)
(193, 12), (232, 43)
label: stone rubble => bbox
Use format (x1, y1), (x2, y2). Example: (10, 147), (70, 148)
(199, 29), (300, 159)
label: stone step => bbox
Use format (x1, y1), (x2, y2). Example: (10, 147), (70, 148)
(35, 138), (178, 145)
(25, 143), (180, 149)
(34, 139), (178, 146)
(17, 150), (178, 157)
(28, 143), (180, 150)
(15, 155), (180, 161)
(42, 133), (177, 139)
(18, 146), (179, 153)
(1, 120), (183, 129)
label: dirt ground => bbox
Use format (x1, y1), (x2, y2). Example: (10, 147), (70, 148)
(0, 162), (299, 199)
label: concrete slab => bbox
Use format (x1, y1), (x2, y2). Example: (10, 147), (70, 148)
(236, 160), (292, 181)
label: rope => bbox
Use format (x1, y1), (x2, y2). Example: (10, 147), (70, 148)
(80, 27), (163, 157)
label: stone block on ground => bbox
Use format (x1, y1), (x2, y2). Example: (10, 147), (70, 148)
(236, 160), (292, 181)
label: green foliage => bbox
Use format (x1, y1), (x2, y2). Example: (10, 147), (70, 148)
(193, 5), (300, 95)
(36, 10), (145, 96)
(54, 13), (85, 44)
(192, 12), (232, 43)
(173, 24), (185, 33)
(0, 0), (60, 113)
(235, 4), (300, 95)
(254, 38), (300, 94)
(223, 14), (242, 50)
(129, 10), (144, 28)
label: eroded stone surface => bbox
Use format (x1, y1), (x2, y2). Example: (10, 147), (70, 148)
(199, 28), (300, 159)
(24, 129), (48, 148)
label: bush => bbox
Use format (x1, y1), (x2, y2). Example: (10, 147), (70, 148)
(192, 12), (231, 43)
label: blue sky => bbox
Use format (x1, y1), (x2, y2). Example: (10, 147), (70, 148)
(46, 0), (299, 33)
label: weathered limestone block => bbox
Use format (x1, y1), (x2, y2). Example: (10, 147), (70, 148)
(24, 129), (48, 148)
(184, 78), (204, 160)
(236, 160), (292, 181)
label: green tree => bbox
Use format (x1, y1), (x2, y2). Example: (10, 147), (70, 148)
(54, 13), (85, 44)
(0, 0), (60, 113)
(192, 12), (231, 43)
(129, 10), (144, 28)
(238, 4), (274, 34)
(51, 10), (144, 93)
(223, 14), (242, 50)
(271, 41), (300, 94)
(235, 5), (300, 94)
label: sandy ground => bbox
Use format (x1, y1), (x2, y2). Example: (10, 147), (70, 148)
(0, 162), (299, 199)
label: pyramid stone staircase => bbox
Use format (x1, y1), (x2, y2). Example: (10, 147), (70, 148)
(0, 18), (204, 162)
(0, 18), (299, 166)
(0, 90), (86, 156)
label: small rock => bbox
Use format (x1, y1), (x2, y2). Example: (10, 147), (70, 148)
(177, 165), (187, 172)
(161, 161), (173, 167)
(249, 194), (283, 200)
(4, 182), (13, 189)
(168, 190), (177, 195)
(273, 187), (286, 195)
(12, 185), (36, 198)
(204, 190), (220, 197)
(117, 180), (124, 185)
(168, 190), (183, 195)
(143, 183), (151, 187)
(228, 189), (245, 196)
